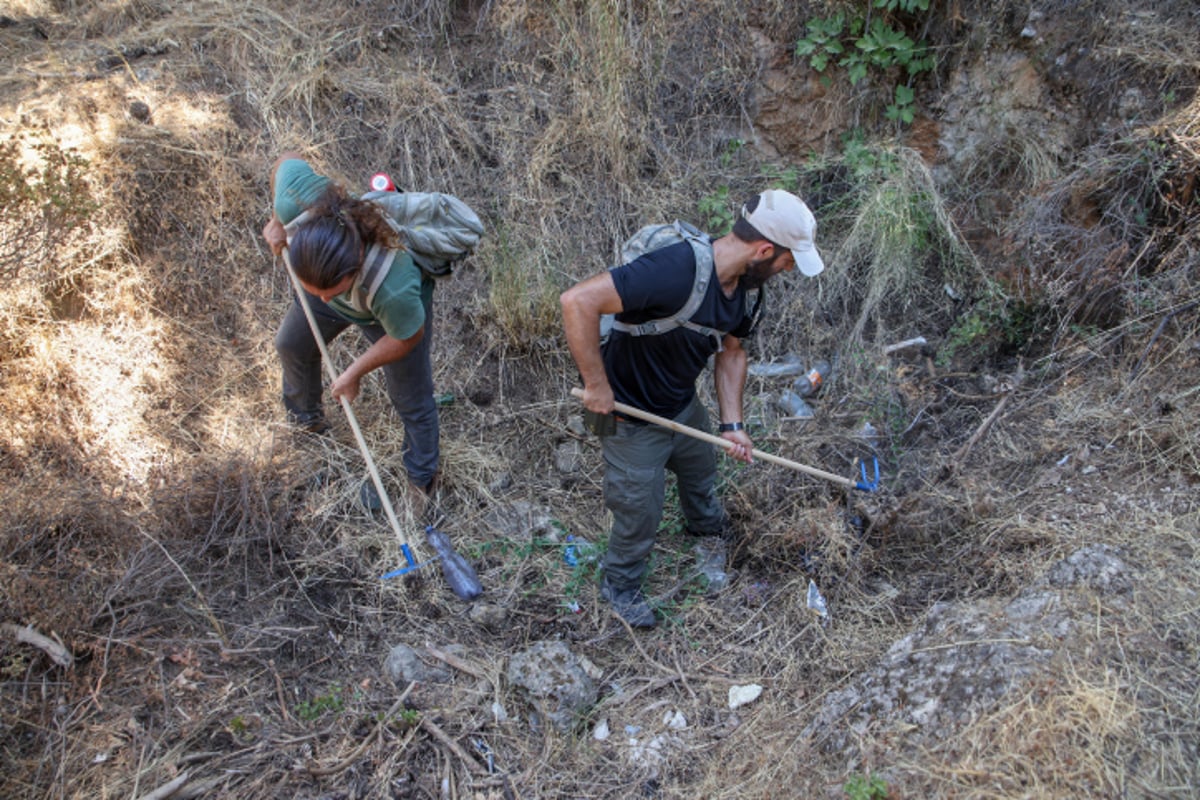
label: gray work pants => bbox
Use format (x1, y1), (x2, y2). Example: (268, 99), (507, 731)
(601, 394), (727, 590)
(274, 288), (439, 487)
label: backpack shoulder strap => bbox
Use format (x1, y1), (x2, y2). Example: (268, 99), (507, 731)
(610, 221), (724, 347)
(348, 242), (397, 312)
(282, 208), (397, 314)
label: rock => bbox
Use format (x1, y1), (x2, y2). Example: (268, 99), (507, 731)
(799, 545), (1130, 759)
(506, 640), (598, 733)
(1042, 544), (1130, 593)
(384, 643), (460, 686)
(468, 602), (509, 628)
(484, 500), (558, 541)
(128, 100), (152, 123)
(555, 440), (581, 473)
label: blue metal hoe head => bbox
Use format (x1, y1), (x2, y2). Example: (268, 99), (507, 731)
(380, 543), (434, 581)
(855, 457), (881, 492)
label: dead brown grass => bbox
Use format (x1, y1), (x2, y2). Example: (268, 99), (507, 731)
(1, 0), (1198, 798)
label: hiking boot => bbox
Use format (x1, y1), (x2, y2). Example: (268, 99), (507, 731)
(289, 411), (331, 436)
(600, 578), (656, 628)
(359, 478), (433, 521)
(400, 477), (436, 522)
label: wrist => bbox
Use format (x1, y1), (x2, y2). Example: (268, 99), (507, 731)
(718, 421), (744, 433)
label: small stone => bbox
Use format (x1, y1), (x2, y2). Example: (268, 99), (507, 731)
(129, 100), (152, 123)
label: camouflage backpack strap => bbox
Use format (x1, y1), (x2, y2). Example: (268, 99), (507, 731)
(610, 220), (725, 348)
(347, 241), (396, 314)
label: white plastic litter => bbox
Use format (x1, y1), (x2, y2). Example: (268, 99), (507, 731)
(727, 684), (763, 709)
(807, 579), (829, 618)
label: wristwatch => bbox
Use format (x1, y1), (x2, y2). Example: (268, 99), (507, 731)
(718, 422), (744, 433)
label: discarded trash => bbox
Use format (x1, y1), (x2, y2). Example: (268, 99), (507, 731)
(563, 534), (597, 567)
(776, 390), (815, 418)
(747, 353), (804, 377)
(806, 579), (829, 618)
(694, 539), (728, 594)
(727, 684), (763, 709)
(593, 719), (611, 741)
(425, 526), (483, 601)
(663, 709), (688, 729)
(883, 336), (928, 355)
(434, 392), (455, 406)
(792, 360), (830, 397)
(472, 739), (496, 774)
(858, 421), (880, 448)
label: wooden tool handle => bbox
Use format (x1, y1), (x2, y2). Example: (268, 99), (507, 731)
(282, 250), (425, 561)
(570, 387), (857, 489)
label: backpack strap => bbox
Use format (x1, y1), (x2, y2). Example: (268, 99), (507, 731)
(281, 209), (397, 315)
(348, 242), (396, 313)
(610, 221), (726, 349)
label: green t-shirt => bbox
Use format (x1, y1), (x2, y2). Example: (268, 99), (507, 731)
(274, 158), (427, 340)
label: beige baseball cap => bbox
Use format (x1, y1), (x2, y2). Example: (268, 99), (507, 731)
(741, 189), (825, 277)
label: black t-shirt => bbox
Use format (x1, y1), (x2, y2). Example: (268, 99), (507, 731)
(604, 240), (754, 419)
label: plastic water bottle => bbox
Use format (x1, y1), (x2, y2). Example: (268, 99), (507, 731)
(564, 535), (596, 567)
(694, 540), (728, 595)
(776, 390), (814, 418)
(563, 535), (579, 567)
(425, 526), (482, 601)
(792, 359), (830, 397)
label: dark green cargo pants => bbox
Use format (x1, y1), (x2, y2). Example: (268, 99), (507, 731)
(600, 395), (728, 589)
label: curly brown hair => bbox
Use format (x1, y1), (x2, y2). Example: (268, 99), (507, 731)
(288, 184), (405, 289)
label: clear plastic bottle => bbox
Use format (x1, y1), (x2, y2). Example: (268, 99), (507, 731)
(776, 390), (814, 418)
(792, 359), (831, 397)
(425, 526), (483, 600)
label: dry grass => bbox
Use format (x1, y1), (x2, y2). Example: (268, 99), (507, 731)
(1, 0), (1198, 798)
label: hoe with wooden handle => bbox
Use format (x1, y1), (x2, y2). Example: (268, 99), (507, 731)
(281, 249), (482, 598)
(570, 387), (879, 491)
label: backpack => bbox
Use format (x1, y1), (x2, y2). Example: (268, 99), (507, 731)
(601, 220), (762, 349)
(284, 190), (484, 313)
(363, 190), (484, 278)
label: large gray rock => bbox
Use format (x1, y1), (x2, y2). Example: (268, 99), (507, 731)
(803, 546), (1131, 759)
(506, 640), (598, 733)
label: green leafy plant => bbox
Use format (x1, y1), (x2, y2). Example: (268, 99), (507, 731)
(719, 138), (745, 168)
(794, 2), (935, 127)
(795, 14), (847, 73)
(884, 84), (916, 124)
(763, 163), (801, 193)
(295, 684), (347, 721)
(844, 771), (889, 799)
(698, 186), (734, 234)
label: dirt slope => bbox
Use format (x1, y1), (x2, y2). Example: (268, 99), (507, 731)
(1, 1), (1197, 798)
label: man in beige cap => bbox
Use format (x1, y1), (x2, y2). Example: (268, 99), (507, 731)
(560, 189), (824, 627)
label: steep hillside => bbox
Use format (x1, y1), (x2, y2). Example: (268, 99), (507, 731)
(1, 1), (1197, 798)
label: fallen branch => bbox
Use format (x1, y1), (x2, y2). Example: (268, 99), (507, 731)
(949, 363), (1023, 472)
(420, 716), (489, 776)
(2, 623), (72, 668)
(425, 643), (491, 683)
(134, 771), (190, 800)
